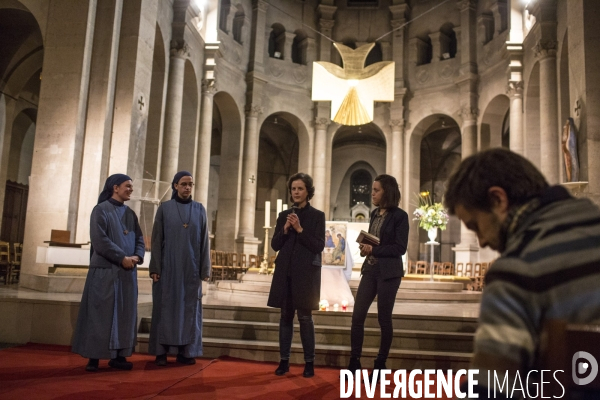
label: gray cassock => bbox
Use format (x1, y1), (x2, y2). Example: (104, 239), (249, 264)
(72, 199), (145, 359)
(148, 198), (211, 357)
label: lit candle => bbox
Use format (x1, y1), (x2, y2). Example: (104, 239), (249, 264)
(276, 199), (282, 215)
(341, 299), (348, 311)
(333, 303), (339, 311)
(265, 201), (270, 227)
(282, 204), (288, 211)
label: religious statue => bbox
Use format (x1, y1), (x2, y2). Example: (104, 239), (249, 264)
(561, 118), (580, 182)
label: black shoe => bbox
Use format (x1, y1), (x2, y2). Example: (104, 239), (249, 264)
(275, 359), (289, 376)
(155, 354), (167, 366)
(303, 361), (314, 378)
(347, 357), (361, 373)
(369, 359), (387, 385)
(85, 358), (99, 372)
(176, 354), (196, 365)
(108, 357), (133, 370)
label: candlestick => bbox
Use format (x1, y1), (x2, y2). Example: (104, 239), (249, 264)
(282, 204), (288, 211)
(276, 199), (282, 215)
(265, 201), (270, 227)
(341, 299), (348, 311)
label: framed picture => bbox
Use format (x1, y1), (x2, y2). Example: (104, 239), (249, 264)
(322, 222), (347, 267)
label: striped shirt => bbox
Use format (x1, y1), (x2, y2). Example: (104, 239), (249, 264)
(472, 186), (600, 392)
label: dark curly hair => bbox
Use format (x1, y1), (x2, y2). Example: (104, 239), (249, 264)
(444, 148), (549, 214)
(287, 172), (315, 203)
(374, 174), (401, 209)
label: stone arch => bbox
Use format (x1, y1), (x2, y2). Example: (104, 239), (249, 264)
(268, 23), (285, 60)
(219, 0), (231, 33)
(333, 161), (378, 220)
(211, 91), (243, 251)
(480, 94), (510, 150)
(330, 123), (386, 219)
(407, 114), (461, 262)
(524, 61), (541, 169)
(7, 108), (36, 184)
(177, 59), (199, 174)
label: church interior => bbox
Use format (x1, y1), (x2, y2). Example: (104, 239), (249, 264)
(1, 0), (599, 393)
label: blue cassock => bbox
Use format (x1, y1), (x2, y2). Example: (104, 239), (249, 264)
(148, 199), (211, 358)
(72, 199), (145, 359)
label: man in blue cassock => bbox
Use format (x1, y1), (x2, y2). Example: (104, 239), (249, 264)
(72, 174), (145, 372)
(149, 171), (211, 366)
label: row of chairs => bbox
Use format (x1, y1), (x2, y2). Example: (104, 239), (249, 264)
(406, 260), (493, 291)
(210, 251), (276, 282)
(0, 241), (22, 285)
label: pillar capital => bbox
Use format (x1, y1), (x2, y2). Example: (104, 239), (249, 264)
(245, 105), (264, 118)
(170, 40), (190, 58)
(458, 0), (477, 13)
(460, 107), (479, 123)
(507, 80), (524, 98)
(534, 40), (557, 60)
(319, 19), (335, 31)
(201, 79), (217, 95)
(314, 117), (331, 130)
(252, 0), (269, 12)
(389, 119), (405, 130)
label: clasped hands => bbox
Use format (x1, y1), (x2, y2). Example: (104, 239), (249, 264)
(121, 255), (140, 270)
(359, 244), (373, 257)
(283, 213), (303, 234)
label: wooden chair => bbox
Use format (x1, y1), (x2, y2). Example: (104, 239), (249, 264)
(229, 252), (241, 280)
(10, 243), (22, 284)
(539, 320), (600, 398)
(465, 262), (474, 277)
(248, 254), (259, 269)
(441, 262), (454, 275)
(432, 262), (443, 275)
(406, 260), (415, 274)
(239, 253), (248, 274)
(415, 261), (428, 274)
(473, 263), (489, 291)
(268, 255), (277, 273)
(454, 263), (465, 276)
(210, 250), (225, 282)
(0, 241), (10, 284)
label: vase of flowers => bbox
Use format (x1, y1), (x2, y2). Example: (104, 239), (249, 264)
(413, 193), (449, 242)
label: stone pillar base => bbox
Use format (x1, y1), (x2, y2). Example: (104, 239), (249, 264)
(235, 236), (262, 257)
(452, 243), (480, 264)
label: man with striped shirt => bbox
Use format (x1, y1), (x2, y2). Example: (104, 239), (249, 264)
(444, 148), (600, 399)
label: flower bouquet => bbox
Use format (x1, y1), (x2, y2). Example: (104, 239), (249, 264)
(413, 193), (449, 233)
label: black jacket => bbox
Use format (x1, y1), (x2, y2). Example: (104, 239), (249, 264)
(361, 206), (409, 280)
(267, 203), (325, 310)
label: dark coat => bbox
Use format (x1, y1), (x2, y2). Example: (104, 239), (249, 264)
(267, 204), (325, 311)
(361, 206), (409, 280)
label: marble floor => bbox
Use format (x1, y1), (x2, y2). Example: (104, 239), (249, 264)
(0, 283), (480, 319)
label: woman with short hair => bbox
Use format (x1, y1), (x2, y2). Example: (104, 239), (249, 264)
(267, 172), (325, 378)
(347, 174), (409, 378)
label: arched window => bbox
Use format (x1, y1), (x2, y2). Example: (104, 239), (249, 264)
(292, 30), (307, 65)
(365, 42), (383, 66)
(416, 35), (432, 65)
(232, 5), (244, 44)
(268, 23), (285, 59)
(440, 24), (457, 59)
(219, 0), (231, 33)
(350, 170), (372, 208)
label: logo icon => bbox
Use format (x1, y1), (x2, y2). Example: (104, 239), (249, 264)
(572, 351), (599, 386)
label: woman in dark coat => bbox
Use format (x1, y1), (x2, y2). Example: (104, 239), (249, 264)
(267, 173), (325, 378)
(347, 174), (409, 379)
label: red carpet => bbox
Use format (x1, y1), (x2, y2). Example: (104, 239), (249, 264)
(0, 344), (452, 399)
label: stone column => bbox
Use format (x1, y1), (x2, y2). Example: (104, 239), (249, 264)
(20, 0), (97, 285)
(284, 31), (295, 62)
(535, 41), (560, 184)
(429, 32), (442, 63)
(390, 119), (405, 182)
(195, 79), (217, 205)
(236, 105), (263, 254)
(507, 80), (524, 155)
(159, 42), (188, 187)
(76, 0), (123, 244)
(249, 0), (268, 73)
(312, 118), (329, 211)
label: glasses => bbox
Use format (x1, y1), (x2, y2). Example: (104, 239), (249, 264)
(178, 182), (194, 188)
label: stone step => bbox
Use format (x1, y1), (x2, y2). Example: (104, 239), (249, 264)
(200, 319), (474, 353)
(140, 305), (477, 334)
(136, 333), (472, 370)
